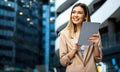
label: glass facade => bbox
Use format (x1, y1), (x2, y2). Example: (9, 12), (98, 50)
(42, 4), (50, 72)
(49, 0), (57, 71)
(0, 0), (16, 69)
(100, 20), (120, 72)
(0, 0), (43, 71)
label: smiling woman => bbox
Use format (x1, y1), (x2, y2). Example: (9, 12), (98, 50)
(59, 3), (103, 72)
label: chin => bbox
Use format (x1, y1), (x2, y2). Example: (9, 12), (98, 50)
(73, 22), (81, 25)
(73, 20), (82, 24)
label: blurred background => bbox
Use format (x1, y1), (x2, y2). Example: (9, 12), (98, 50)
(0, 0), (120, 72)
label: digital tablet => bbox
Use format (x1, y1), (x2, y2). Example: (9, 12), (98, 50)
(77, 22), (100, 45)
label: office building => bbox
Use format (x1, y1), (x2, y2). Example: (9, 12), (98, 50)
(0, 0), (43, 71)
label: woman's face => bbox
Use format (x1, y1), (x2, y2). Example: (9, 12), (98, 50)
(71, 6), (85, 25)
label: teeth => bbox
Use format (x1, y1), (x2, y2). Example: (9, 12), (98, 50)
(74, 19), (79, 21)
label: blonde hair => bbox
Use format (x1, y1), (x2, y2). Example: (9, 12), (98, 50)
(64, 3), (91, 38)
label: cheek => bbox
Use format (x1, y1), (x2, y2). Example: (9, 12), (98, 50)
(79, 15), (86, 21)
(71, 14), (74, 18)
(79, 15), (85, 19)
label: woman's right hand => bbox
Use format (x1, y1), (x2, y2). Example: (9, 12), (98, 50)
(68, 43), (80, 60)
(73, 43), (80, 51)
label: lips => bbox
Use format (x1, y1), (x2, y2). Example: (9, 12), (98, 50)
(73, 18), (79, 21)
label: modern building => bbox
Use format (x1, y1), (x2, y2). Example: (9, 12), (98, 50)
(0, 0), (17, 69)
(0, 0), (43, 71)
(42, 0), (57, 72)
(42, 4), (50, 72)
(55, 0), (120, 72)
(49, 0), (56, 70)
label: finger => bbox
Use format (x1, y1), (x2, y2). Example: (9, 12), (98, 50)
(75, 43), (81, 48)
(88, 37), (98, 42)
(88, 37), (97, 40)
(88, 38), (94, 42)
(92, 33), (99, 37)
(88, 39), (94, 42)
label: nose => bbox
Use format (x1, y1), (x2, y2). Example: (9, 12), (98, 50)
(74, 13), (78, 16)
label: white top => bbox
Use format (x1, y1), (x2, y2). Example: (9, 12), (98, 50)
(80, 45), (86, 57)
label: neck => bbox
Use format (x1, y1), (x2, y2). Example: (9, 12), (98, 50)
(75, 24), (82, 33)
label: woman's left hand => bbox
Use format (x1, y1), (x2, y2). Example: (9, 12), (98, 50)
(88, 32), (99, 46)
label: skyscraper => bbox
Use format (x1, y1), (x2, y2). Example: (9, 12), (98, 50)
(0, 0), (43, 71)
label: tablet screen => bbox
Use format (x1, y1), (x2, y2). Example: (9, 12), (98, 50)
(77, 22), (100, 45)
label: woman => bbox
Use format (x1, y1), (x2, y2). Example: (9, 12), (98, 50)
(59, 3), (102, 72)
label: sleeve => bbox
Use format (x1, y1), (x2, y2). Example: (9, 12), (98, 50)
(59, 32), (71, 66)
(94, 33), (103, 63)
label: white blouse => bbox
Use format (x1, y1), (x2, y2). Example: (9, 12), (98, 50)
(80, 45), (86, 58)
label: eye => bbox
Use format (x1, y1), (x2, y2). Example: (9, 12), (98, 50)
(78, 11), (84, 14)
(72, 11), (75, 14)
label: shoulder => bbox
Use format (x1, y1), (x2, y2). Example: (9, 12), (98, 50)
(60, 29), (69, 35)
(59, 29), (69, 38)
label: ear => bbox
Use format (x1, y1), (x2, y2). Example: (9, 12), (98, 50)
(85, 16), (89, 22)
(84, 17), (87, 22)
